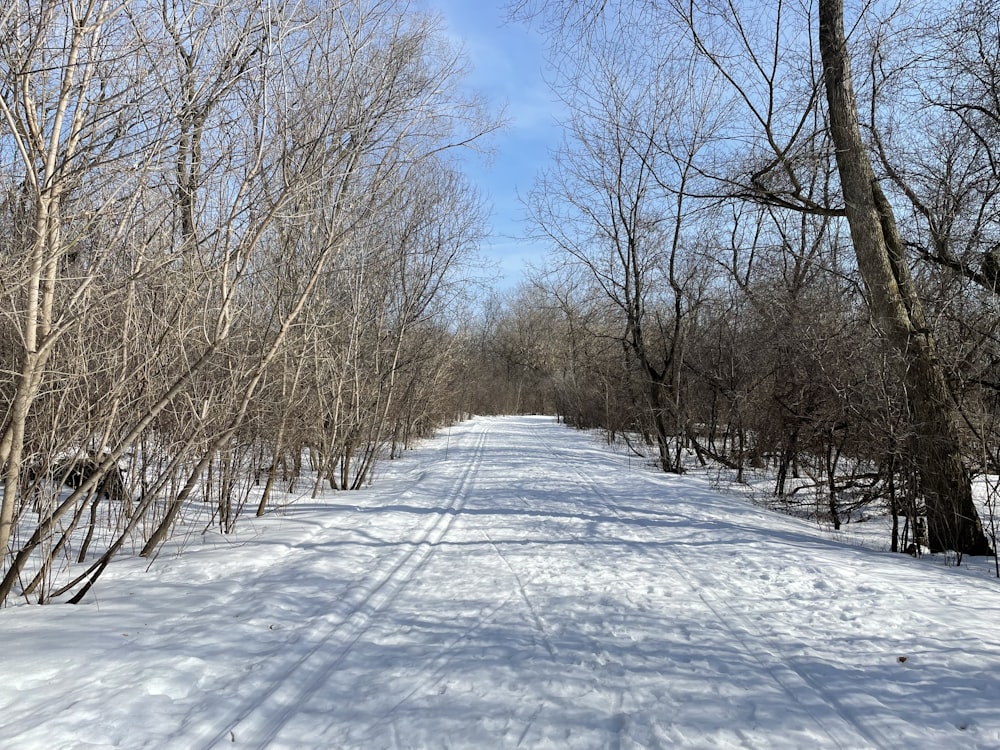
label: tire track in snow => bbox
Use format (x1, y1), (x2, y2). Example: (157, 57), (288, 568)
(535, 423), (893, 750)
(368, 422), (564, 748)
(198, 421), (493, 749)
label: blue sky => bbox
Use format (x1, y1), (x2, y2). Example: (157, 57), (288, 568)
(428, 0), (562, 288)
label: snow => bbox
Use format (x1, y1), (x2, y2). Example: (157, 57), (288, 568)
(1, 415), (999, 749)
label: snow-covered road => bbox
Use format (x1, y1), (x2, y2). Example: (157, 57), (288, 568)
(2, 415), (999, 749)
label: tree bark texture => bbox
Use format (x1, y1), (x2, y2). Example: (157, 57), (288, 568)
(818, 0), (992, 554)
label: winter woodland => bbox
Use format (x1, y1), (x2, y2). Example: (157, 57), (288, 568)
(2, 0), (1000, 605)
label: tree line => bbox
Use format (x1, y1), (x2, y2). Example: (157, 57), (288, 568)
(470, 0), (1000, 561)
(0, 0), (495, 605)
(4, 0), (999, 607)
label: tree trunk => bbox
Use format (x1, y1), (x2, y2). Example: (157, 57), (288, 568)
(818, 0), (992, 555)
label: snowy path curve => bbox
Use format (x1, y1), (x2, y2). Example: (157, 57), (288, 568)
(1, 415), (999, 750)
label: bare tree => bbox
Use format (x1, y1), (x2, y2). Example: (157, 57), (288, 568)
(863, 0), (1000, 295)
(817, 0), (991, 554)
(514, 0), (994, 555)
(527, 12), (719, 471)
(0, 0), (497, 604)
(0, 0), (160, 561)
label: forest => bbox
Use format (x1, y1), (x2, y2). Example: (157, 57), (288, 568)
(1, 0), (999, 606)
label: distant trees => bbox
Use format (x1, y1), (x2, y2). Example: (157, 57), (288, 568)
(526, 12), (720, 472)
(0, 0), (494, 604)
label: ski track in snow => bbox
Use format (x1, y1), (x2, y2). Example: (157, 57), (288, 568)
(193, 423), (494, 749)
(1, 415), (1000, 749)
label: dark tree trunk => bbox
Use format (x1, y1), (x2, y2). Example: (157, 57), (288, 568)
(818, 0), (992, 555)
